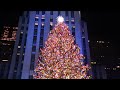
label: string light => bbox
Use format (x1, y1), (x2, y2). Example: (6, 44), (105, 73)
(33, 17), (91, 79)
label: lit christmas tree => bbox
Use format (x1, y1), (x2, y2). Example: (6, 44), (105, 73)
(33, 16), (91, 79)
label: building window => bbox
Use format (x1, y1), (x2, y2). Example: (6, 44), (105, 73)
(32, 46), (36, 52)
(66, 20), (69, 24)
(40, 37), (43, 44)
(71, 19), (75, 24)
(26, 27), (28, 31)
(41, 24), (44, 29)
(50, 11), (53, 15)
(19, 33), (23, 45)
(41, 23), (44, 27)
(18, 46), (21, 48)
(27, 18), (29, 24)
(65, 11), (68, 16)
(34, 29), (37, 36)
(30, 54), (35, 70)
(58, 11), (60, 15)
(33, 36), (37, 44)
(34, 25), (38, 29)
(26, 11), (29, 17)
(71, 11), (74, 18)
(40, 45), (43, 48)
(40, 29), (44, 37)
(72, 27), (75, 36)
(35, 18), (39, 21)
(36, 11), (39, 14)
(41, 18), (45, 22)
(21, 26), (24, 30)
(50, 22), (53, 26)
(24, 34), (27, 46)
(22, 17), (25, 24)
(50, 18), (53, 22)
(50, 25), (53, 31)
(35, 23), (38, 25)
(42, 11), (45, 15)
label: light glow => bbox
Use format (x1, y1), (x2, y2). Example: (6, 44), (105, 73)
(57, 16), (64, 23)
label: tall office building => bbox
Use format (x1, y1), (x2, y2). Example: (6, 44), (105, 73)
(89, 40), (114, 79)
(0, 26), (17, 79)
(8, 11), (91, 79)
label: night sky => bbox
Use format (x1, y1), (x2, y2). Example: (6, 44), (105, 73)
(0, 10), (120, 55)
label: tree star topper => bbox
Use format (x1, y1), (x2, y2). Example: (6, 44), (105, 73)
(57, 16), (64, 23)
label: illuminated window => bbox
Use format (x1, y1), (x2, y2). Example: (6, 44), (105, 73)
(71, 19), (74, 22)
(35, 16), (39, 19)
(117, 66), (120, 68)
(41, 23), (44, 26)
(35, 23), (38, 25)
(35, 16), (39, 21)
(17, 53), (20, 55)
(18, 46), (21, 48)
(50, 22), (53, 26)
(82, 36), (85, 38)
(113, 68), (116, 70)
(72, 26), (75, 28)
(35, 18), (39, 21)
(34, 25), (38, 29)
(102, 41), (104, 43)
(66, 20), (69, 24)
(2, 60), (8, 62)
(91, 62), (96, 65)
(42, 15), (45, 19)
(21, 32), (23, 34)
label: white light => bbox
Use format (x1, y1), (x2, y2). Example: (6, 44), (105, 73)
(57, 16), (64, 23)
(2, 60), (8, 62)
(117, 66), (120, 68)
(18, 46), (21, 48)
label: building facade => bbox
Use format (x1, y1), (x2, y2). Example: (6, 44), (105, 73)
(8, 11), (91, 79)
(0, 26), (17, 79)
(89, 40), (113, 79)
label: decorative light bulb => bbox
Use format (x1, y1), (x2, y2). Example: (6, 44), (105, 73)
(57, 16), (64, 23)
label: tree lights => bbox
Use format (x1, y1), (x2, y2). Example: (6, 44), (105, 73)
(33, 16), (91, 79)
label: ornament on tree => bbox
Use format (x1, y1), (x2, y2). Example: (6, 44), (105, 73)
(33, 16), (91, 79)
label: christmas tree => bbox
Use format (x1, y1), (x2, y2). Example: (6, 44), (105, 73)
(33, 16), (91, 79)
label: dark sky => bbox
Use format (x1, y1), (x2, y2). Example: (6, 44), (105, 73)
(82, 11), (120, 45)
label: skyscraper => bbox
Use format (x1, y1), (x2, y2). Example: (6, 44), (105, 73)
(8, 11), (91, 79)
(0, 26), (17, 79)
